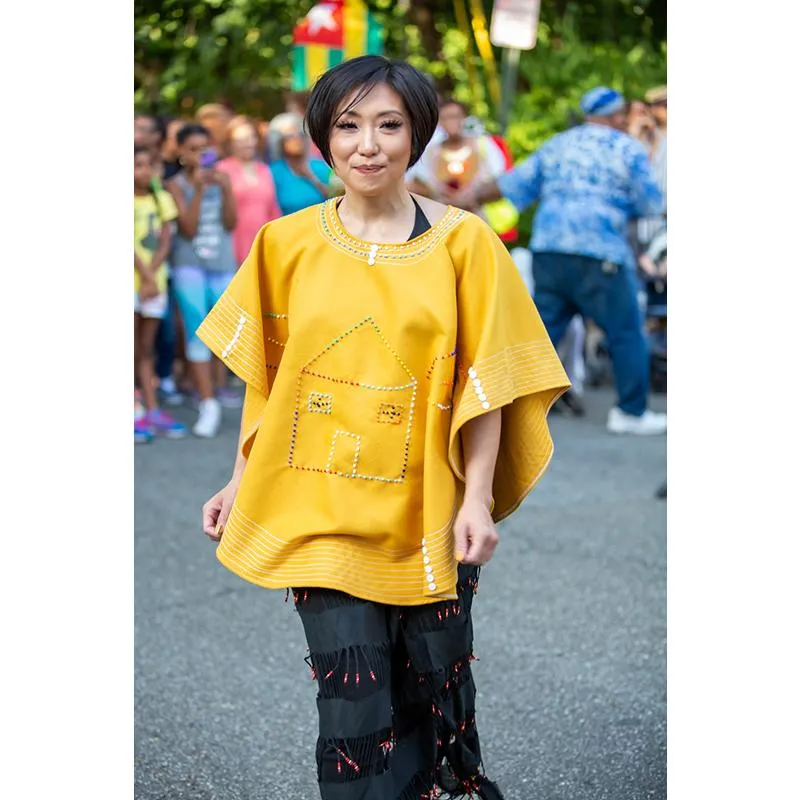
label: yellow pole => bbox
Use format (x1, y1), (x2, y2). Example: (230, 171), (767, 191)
(468, 0), (502, 109)
(453, 0), (480, 108)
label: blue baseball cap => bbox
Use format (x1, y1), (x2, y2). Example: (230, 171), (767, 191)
(580, 86), (626, 117)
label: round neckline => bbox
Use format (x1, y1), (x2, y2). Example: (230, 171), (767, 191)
(327, 197), (458, 248)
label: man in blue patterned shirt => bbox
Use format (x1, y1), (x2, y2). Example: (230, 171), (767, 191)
(451, 86), (666, 435)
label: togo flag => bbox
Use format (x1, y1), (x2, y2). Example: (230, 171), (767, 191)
(292, 0), (384, 91)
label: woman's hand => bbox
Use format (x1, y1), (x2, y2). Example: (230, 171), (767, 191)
(207, 168), (229, 188)
(639, 254), (659, 277)
(202, 477), (241, 542)
(294, 158), (313, 179)
(191, 168), (209, 189)
(452, 496), (499, 565)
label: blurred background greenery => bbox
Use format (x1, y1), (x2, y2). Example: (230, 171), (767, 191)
(135, 0), (666, 242)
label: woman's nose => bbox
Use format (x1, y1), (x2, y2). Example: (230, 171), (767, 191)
(357, 128), (379, 155)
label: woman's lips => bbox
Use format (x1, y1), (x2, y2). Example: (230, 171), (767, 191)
(354, 165), (385, 173)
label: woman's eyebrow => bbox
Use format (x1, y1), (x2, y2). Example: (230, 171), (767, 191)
(339, 109), (406, 118)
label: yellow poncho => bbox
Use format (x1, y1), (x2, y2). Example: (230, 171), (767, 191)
(197, 199), (570, 605)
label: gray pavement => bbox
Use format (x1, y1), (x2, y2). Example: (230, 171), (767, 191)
(135, 387), (666, 800)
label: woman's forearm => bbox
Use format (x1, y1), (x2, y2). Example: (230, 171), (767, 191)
(148, 226), (172, 274)
(309, 176), (329, 198)
(134, 252), (150, 276)
(460, 408), (502, 506)
(179, 188), (204, 238)
(220, 180), (238, 231)
(231, 415), (249, 482)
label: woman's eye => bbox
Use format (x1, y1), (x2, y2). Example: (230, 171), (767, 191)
(335, 121), (357, 130)
(381, 120), (403, 130)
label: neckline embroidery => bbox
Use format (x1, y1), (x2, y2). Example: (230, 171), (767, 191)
(318, 198), (466, 265)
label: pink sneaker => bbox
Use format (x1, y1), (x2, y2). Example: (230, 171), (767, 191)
(135, 418), (154, 444)
(145, 409), (188, 439)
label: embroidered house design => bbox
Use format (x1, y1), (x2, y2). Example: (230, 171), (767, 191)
(289, 317), (417, 483)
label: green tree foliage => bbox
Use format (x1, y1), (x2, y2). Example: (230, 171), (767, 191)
(134, 0), (318, 118)
(135, 0), (666, 160)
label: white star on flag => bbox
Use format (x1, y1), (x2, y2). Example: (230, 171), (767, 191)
(305, 3), (339, 35)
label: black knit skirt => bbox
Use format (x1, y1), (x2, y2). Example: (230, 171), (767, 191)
(292, 565), (504, 800)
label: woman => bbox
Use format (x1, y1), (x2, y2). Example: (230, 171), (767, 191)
(167, 123), (238, 438)
(284, 90), (325, 159)
(267, 111), (334, 215)
(408, 99), (517, 239)
(195, 102), (234, 152)
(217, 115), (283, 266)
(198, 56), (570, 799)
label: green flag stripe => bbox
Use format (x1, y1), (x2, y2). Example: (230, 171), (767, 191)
(292, 45), (307, 91)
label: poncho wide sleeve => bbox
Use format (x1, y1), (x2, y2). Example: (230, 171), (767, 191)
(195, 223), (288, 458)
(448, 217), (571, 521)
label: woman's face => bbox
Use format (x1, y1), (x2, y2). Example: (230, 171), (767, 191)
(134, 152), (153, 191)
(230, 123), (259, 161)
(199, 110), (233, 149)
(282, 132), (305, 158)
(439, 102), (466, 138)
(650, 100), (667, 127)
(328, 83), (412, 197)
(179, 133), (210, 170)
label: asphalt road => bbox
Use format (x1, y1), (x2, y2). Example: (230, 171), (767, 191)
(135, 386), (667, 800)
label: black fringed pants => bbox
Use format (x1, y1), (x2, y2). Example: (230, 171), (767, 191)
(293, 565), (501, 800)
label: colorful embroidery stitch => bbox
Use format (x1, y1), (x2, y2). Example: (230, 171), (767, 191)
(326, 430), (361, 476)
(308, 392), (333, 415)
(319, 200), (466, 265)
(425, 349), (457, 380)
(377, 403), (404, 424)
(288, 316), (417, 483)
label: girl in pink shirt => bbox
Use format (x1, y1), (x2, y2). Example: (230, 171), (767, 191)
(217, 116), (282, 265)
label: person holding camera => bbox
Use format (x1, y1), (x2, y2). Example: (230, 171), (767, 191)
(166, 123), (238, 438)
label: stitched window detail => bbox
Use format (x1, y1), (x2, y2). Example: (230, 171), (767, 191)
(308, 392), (333, 415)
(377, 403), (404, 424)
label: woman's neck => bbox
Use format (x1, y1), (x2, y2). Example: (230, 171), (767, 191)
(338, 187), (414, 222)
(336, 187), (418, 243)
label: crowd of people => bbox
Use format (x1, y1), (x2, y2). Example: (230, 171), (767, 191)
(134, 96), (336, 442)
(134, 81), (667, 444)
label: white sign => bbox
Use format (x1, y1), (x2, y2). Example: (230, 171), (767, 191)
(489, 0), (541, 50)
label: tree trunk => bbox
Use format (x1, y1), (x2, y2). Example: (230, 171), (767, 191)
(407, 0), (454, 92)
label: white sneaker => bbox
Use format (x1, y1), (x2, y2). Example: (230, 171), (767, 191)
(607, 407), (667, 435)
(193, 398), (222, 438)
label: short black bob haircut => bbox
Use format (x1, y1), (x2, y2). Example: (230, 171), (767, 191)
(305, 55), (439, 170)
